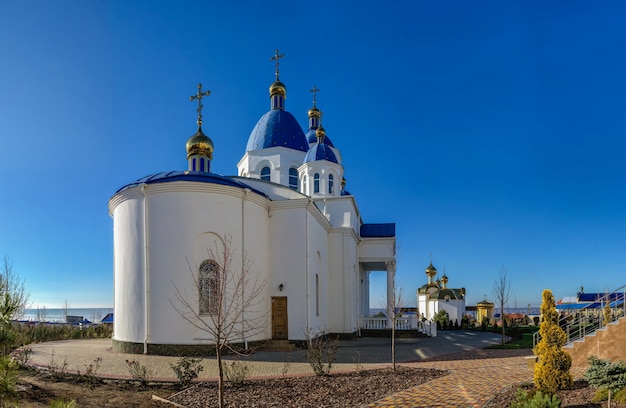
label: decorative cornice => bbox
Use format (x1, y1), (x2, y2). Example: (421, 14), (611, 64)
(109, 181), (269, 213)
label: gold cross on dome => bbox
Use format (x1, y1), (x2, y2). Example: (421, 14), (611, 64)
(270, 49), (285, 81)
(310, 85), (320, 107)
(190, 83), (211, 126)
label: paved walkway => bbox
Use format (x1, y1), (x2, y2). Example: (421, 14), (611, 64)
(26, 332), (539, 407)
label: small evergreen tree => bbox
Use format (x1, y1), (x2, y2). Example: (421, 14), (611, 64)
(533, 289), (573, 393)
(433, 310), (449, 330)
(603, 302), (612, 326)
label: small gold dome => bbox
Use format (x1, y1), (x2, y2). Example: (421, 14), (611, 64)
(316, 126), (326, 139)
(425, 263), (437, 276)
(308, 106), (321, 119)
(269, 80), (286, 98)
(186, 126), (214, 160)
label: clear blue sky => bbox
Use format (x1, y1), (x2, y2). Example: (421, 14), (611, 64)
(1, 1), (626, 309)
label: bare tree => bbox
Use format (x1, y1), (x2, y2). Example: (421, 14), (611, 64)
(382, 277), (405, 371)
(170, 235), (267, 408)
(492, 265), (511, 347)
(0, 256), (30, 354)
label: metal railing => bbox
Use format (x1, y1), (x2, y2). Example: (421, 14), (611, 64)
(533, 284), (626, 348)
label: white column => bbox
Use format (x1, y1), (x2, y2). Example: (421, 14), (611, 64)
(386, 261), (396, 328)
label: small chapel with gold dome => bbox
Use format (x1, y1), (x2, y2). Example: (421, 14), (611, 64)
(108, 51), (397, 354)
(417, 262), (466, 324)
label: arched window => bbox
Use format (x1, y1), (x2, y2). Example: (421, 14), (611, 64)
(261, 166), (271, 182)
(314, 173), (320, 193)
(199, 260), (219, 314)
(192, 158), (197, 171)
(289, 168), (298, 190)
(328, 174), (334, 194)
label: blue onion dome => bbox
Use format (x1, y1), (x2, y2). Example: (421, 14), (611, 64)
(186, 126), (214, 159)
(303, 127), (338, 163)
(246, 110), (308, 152)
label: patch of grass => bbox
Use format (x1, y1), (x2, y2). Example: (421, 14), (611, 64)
(487, 333), (534, 349)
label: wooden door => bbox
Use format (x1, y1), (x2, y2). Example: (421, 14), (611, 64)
(271, 297), (288, 340)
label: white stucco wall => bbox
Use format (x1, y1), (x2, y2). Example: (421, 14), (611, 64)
(112, 194), (146, 344)
(110, 181), (271, 346)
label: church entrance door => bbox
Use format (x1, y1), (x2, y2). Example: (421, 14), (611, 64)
(271, 297), (288, 340)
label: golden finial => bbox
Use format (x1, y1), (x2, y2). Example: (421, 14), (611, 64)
(310, 85), (320, 107)
(190, 83), (211, 126)
(270, 49), (285, 81)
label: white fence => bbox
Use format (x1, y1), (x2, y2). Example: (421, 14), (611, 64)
(360, 316), (436, 337)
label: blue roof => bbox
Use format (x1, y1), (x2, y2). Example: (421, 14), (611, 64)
(578, 292), (623, 302)
(303, 143), (338, 164)
(306, 128), (334, 147)
(101, 313), (113, 323)
(361, 223), (396, 238)
(114, 171), (267, 198)
(246, 109), (308, 152)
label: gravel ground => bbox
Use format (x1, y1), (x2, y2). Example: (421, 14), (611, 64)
(167, 366), (448, 408)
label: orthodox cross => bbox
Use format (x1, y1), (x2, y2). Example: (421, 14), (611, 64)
(309, 85), (320, 107)
(190, 83), (210, 126)
(270, 49), (284, 81)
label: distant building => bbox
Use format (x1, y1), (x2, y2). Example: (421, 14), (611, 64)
(475, 299), (495, 324)
(417, 263), (466, 324)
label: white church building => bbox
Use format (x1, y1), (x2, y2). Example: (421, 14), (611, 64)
(417, 263), (466, 325)
(109, 53), (397, 354)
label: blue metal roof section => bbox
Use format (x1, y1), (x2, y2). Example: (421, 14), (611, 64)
(303, 143), (338, 164)
(360, 223), (396, 238)
(306, 128), (334, 147)
(114, 171), (267, 198)
(246, 110), (308, 152)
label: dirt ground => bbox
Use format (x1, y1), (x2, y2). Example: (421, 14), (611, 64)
(12, 371), (177, 407)
(10, 369), (625, 408)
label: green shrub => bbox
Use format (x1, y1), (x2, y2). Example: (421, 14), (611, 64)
(0, 355), (18, 401)
(50, 399), (77, 408)
(614, 387), (626, 404)
(223, 360), (249, 387)
(169, 356), (204, 388)
(433, 310), (449, 329)
(510, 388), (561, 408)
(584, 355), (626, 395)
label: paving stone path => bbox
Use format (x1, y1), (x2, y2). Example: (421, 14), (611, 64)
(26, 333), (548, 407)
(367, 349), (533, 408)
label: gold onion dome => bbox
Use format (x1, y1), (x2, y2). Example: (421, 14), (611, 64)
(425, 263), (437, 276)
(269, 80), (286, 98)
(316, 126), (326, 139)
(186, 126), (214, 160)
(308, 105), (321, 118)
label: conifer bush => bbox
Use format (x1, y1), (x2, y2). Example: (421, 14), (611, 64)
(533, 289), (572, 393)
(510, 388), (561, 408)
(584, 355), (626, 400)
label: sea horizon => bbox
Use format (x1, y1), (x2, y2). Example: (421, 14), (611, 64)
(21, 307), (113, 323)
